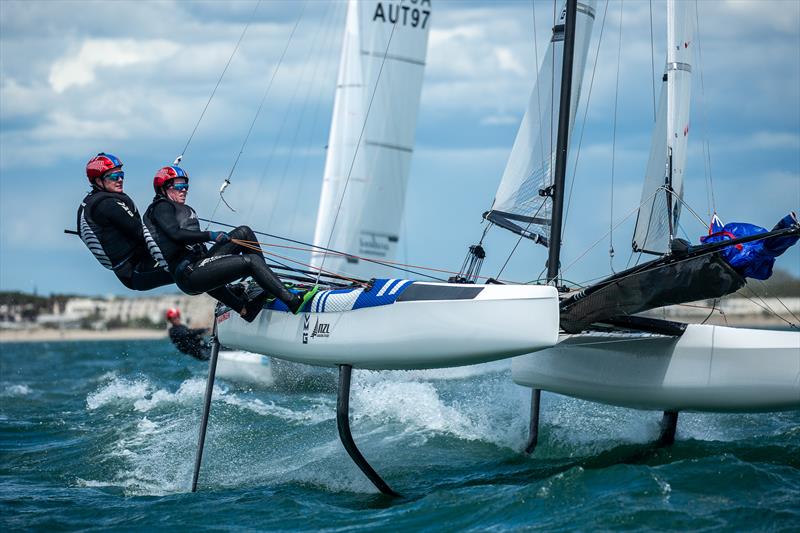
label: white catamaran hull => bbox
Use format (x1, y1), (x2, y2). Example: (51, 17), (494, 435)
(512, 324), (800, 412)
(217, 283), (559, 370)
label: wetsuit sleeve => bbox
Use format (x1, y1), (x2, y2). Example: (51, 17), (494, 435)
(94, 197), (144, 242)
(150, 201), (213, 245)
(191, 328), (208, 336)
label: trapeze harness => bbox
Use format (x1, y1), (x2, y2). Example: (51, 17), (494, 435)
(143, 196), (300, 311)
(77, 190), (173, 291)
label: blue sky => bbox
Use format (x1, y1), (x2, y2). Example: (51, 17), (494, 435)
(1, 0), (798, 296)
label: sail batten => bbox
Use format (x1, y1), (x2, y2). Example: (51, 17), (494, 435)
(487, 1), (595, 247)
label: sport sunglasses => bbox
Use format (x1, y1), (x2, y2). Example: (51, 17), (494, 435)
(103, 171), (125, 181)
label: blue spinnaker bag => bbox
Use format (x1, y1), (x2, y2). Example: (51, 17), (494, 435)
(700, 213), (799, 280)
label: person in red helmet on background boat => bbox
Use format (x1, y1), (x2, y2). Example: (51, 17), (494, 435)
(165, 307), (211, 361)
(143, 165), (318, 323)
(77, 153), (174, 291)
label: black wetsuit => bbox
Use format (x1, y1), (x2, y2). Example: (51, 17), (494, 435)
(143, 196), (298, 310)
(77, 190), (173, 291)
(168, 324), (210, 361)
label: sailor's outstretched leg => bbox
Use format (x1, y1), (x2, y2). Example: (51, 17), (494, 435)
(657, 410), (679, 447)
(191, 313), (222, 492)
(524, 389), (542, 454)
(336, 365), (400, 497)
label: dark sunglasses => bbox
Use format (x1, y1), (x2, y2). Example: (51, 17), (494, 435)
(170, 182), (189, 192)
(104, 171), (125, 181)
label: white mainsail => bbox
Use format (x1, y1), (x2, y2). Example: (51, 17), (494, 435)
(632, 0), (694, 255)
(311, 0), (432, 279)
(486, 0), (596, 246)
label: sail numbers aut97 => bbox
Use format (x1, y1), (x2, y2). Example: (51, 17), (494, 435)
(373, 0), (431, 29)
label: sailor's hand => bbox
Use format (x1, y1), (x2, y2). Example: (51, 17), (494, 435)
(209, 231), (230, 244)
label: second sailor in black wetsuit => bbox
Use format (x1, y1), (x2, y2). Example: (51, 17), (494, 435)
(166, 307), (210, 361)
(143, 166), (317, 323)
(77, 153), (174, 291)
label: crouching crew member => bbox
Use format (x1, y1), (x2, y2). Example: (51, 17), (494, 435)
(143, 166), (318, 323)
(165, 307), (210, 361)
(77, 153), (174, 291)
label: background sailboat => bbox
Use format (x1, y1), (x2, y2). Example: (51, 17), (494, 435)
(503, 0), (798, 444)
(217, 0), (559, 372)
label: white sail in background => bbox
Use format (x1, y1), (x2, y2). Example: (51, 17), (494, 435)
(486, 1), (596, 246)
(632, 0), (694, 255)
(311, 0), (432, 278)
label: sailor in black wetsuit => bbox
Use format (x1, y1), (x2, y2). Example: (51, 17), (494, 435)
(143, 166), (318, 323)
(77, 153), (174, 291)
(165, 307), (210, 361)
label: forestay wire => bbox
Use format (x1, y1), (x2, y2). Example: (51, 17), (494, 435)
(208, 1), (308, 222)
(175, 0), (262, 166)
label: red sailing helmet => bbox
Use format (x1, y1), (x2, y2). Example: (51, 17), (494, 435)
(165, 308), (181, 320)
(153, 165), (189, 194)
(86, 152), (123, 181)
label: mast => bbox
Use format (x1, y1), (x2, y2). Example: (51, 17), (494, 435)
(632, 0), (693, 255)
(546, 0), (578, 285)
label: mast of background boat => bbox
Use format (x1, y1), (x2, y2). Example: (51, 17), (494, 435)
(665, 0), (676, 250)
(632, 0), (693, 255)
(525, 0), (578, 455)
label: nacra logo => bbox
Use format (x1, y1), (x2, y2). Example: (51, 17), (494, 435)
(302, 315), (331, 343)
(312, 318), (330, 338)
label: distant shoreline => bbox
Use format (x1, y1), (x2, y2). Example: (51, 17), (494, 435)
(0, 328), (168, 344)
(0, 313), (794, 345)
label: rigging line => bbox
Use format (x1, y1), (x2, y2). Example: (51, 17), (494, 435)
(749, 280), (800, 325)
(202, 217), (449, 282)
(495, 202), (546, 279)
(209, 0), (308, 222)
(562, 0), (610, 239)
(693, 0), (716, 218)
(608, 0), (624, 273)
(246, 1), (337, 224)
(737, 285), (798, 328)
(561, 188), (663, 276)
(235, 237), (517, 284)
(232, 238), (366, 286)
(263, 0), (336, 230)
(315, 21), (399, 284)
(660, 184), (708, 229)
(287, 1), (345, 238)
(177, 0), (261, 163)
(756, 281), (800, 325)
(700, 299), (717, 325)
(624, 248), (635, 270)
(525, 276), (586, 288)
(530, 0), (547, 178)
(648, 0), (656, 122)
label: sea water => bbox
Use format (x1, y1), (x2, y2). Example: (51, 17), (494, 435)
(1, 339), (798, 531)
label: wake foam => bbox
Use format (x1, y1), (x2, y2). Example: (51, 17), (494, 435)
(2, 383), (32, 396)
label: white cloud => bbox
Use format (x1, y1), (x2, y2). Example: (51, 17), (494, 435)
(49, 39), (180, 93)
(480, 113), (521, 126)
(494, 46), (526, 76)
